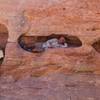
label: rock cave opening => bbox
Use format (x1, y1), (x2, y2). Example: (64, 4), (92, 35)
(18, 34), (82, 53)
(92, 39), (100, 53)
(0, 24), (8, 65)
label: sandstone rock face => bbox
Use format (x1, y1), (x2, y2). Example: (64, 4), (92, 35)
(0, 73), (100, 100)
(0, 0), (100, 77)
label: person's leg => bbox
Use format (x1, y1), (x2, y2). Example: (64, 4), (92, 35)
(32, 42), (45, 53)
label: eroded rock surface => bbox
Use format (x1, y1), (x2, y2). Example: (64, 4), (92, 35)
(0, 73), (100, 100)
(0, 0), (100, 99)
(0, 0), (100, 78)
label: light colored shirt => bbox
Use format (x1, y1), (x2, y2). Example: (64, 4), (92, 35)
(43, 38), (68, 49)
(0, 50), (3, 59)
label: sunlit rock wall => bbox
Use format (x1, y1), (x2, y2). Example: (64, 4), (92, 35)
(0, 0), (100, 78)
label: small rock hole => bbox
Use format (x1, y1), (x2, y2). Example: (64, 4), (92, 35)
(92, 39), (100, 53)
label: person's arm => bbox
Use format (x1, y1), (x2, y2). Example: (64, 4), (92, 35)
(43, 41), (51, 49)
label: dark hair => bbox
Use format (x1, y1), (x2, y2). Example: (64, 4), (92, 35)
(58, 35), (64, 38)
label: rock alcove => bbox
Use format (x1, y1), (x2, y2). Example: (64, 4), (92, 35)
(0, 24), (8, 65)
(18, 34), (82, 53)
(92, 39), (100, 53)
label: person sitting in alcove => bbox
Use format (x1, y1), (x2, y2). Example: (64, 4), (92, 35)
(32, 36), (68, 52)
(43, 36), (68, 49)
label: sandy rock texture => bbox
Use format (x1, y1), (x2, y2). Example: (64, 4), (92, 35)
(0, 73), (100, 100)
(0, 0), (100, 77)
